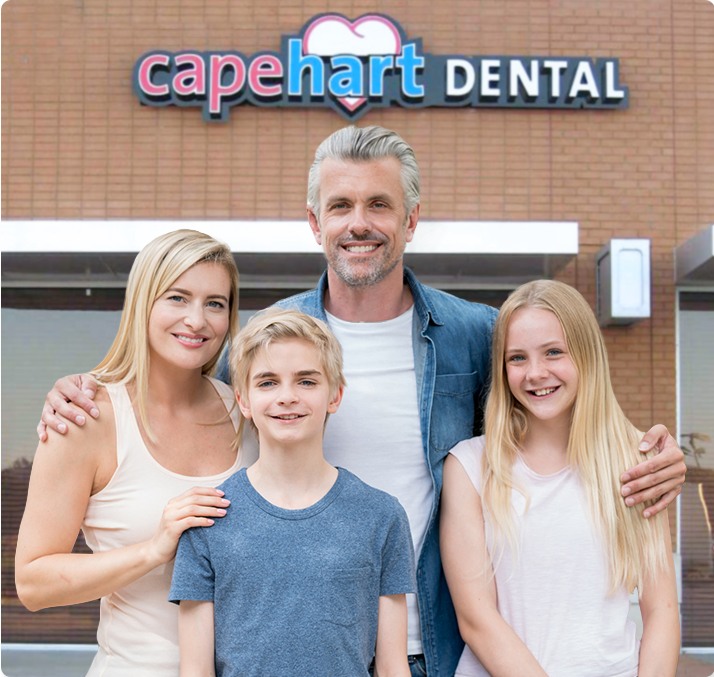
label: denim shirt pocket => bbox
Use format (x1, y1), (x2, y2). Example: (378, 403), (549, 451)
(430, 371), (481, 454)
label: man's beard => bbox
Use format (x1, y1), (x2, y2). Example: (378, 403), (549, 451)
(326, 233), (401, 288)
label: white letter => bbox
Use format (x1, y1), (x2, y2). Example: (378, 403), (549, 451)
(446, 59), (475, 96)
(568, 61), (599, 100)
(480, 59), (501, 97)
(604, 61), (625, 100)
(543, 59), (568, 99)
(509, 59), (539, 99)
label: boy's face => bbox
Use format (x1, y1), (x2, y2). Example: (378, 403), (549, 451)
(236, 338), (343, 448)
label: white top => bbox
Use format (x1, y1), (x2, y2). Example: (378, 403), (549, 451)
(449, 435), (638, 677)
(324, 307), (431, 655)
(82, 378), (240, 677)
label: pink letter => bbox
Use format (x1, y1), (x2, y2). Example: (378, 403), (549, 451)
(209, 55), (246, 114)
(138, 54), (170, 96)
(248, 55), (284, 97)
(174, 53), (206, 96)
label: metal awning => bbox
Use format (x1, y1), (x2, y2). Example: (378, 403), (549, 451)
(675, 225), (714, 285)
(1, 220), (578, 290)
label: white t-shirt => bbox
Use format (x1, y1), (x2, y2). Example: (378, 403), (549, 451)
(325, 307), (432, 655)
(449, 435), (639, 677)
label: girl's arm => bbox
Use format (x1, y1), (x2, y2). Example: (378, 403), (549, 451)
(373, 593), (409, 677)
(440, 454), (548, 677)
(15, 393), (228, 611)
(179, 600), (216, 677)
(636, 514), (680, 677)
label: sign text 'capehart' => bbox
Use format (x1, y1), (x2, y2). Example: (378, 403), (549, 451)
(133, 13), (629, 122)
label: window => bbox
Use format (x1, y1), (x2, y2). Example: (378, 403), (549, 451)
(2, 307), (121, 643)
(678, 291), (714, 648)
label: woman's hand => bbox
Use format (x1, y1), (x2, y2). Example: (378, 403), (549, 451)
(147, 487), (231, 565)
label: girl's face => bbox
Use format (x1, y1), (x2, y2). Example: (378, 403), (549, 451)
(148, 261), (232, 373)
(504, 306), (579, 427)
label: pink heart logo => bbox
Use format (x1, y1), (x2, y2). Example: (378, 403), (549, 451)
(303, 15), (402, 113)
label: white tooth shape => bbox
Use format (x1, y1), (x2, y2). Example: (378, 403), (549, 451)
(346, 245), (377, 253)
(177, 335), (205, 344)
(533, 387), (556, 396)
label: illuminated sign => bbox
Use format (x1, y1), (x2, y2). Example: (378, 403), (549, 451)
(133, 13), (628, 122)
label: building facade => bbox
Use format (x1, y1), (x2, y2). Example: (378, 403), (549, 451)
(2, 0), (713, 655)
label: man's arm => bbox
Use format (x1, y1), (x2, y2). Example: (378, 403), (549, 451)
(37, 374), (99, 440)
(38, 342), (234, 441)
(622, 425), (687, 518)
(178, 600), (216, 677)
(373, 594), (409, 677)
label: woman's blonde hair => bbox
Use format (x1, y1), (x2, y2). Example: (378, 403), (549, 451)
(92, 229), (239, 436)
(483, 279), (668, 592)
(230, 308), (346, 442)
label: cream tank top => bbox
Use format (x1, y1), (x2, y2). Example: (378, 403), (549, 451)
(82, 378), (241, 677)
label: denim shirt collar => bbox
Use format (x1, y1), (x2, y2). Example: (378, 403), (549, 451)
(403, 267), (444, 329)
(313, 266), (443, 328)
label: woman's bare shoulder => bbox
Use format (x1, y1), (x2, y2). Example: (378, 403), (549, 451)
(42, 384), (116, 455)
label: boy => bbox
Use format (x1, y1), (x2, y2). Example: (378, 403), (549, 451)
(169, 309), (416, 677)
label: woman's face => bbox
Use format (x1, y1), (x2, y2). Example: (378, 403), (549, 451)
(148, 261), (232, 373)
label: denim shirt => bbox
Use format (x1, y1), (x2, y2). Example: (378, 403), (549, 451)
(216, 268), (497, 676)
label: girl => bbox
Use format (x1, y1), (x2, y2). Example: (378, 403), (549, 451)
(440, 280), (679, 676)
(15, 229), (242, 676)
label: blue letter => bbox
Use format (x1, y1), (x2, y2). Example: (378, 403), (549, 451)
(369, 55), (394, 96)
(329, 56), (363, 96)
(287, 38), (324, 96)
(395, 43), (425, 97)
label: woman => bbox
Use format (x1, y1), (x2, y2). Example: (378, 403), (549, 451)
(441, 280), (679, 676)
(16, 229), (241, 676)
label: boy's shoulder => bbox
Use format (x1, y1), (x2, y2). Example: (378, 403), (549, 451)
(337, 468), (407, 518)
(215, 467), (246, 496)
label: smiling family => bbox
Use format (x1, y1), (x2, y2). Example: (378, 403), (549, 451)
(16, 126), (683, 677)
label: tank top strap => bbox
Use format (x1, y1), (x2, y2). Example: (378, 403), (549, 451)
(103, 382), (145, 467)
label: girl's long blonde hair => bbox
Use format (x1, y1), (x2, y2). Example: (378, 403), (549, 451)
(482, 280), (668, 592)
(91, 229), (239, 437)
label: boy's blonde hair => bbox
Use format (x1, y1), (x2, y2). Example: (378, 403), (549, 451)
(230, 308), (346, 439)
(92, 229), (239, 437)
(483, 279), (668, 592)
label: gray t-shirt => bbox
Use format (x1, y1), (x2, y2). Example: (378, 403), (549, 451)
(169, 467), (416, 677)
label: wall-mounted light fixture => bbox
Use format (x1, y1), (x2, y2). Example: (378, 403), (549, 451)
(596, 238), (651, 327)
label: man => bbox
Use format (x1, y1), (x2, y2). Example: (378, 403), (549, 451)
(40, 125), (686, 677)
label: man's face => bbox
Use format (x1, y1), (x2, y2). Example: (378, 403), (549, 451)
(308, 157), (419, 288)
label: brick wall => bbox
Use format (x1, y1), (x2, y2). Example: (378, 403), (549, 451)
(3, 0), (712, 430)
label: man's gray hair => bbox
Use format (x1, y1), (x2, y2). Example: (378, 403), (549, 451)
(306, 125), (420, 217)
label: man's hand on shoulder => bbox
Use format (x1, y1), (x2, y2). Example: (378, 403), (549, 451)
(620, 424), (686, 518)
(38, 374), (100, 441)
